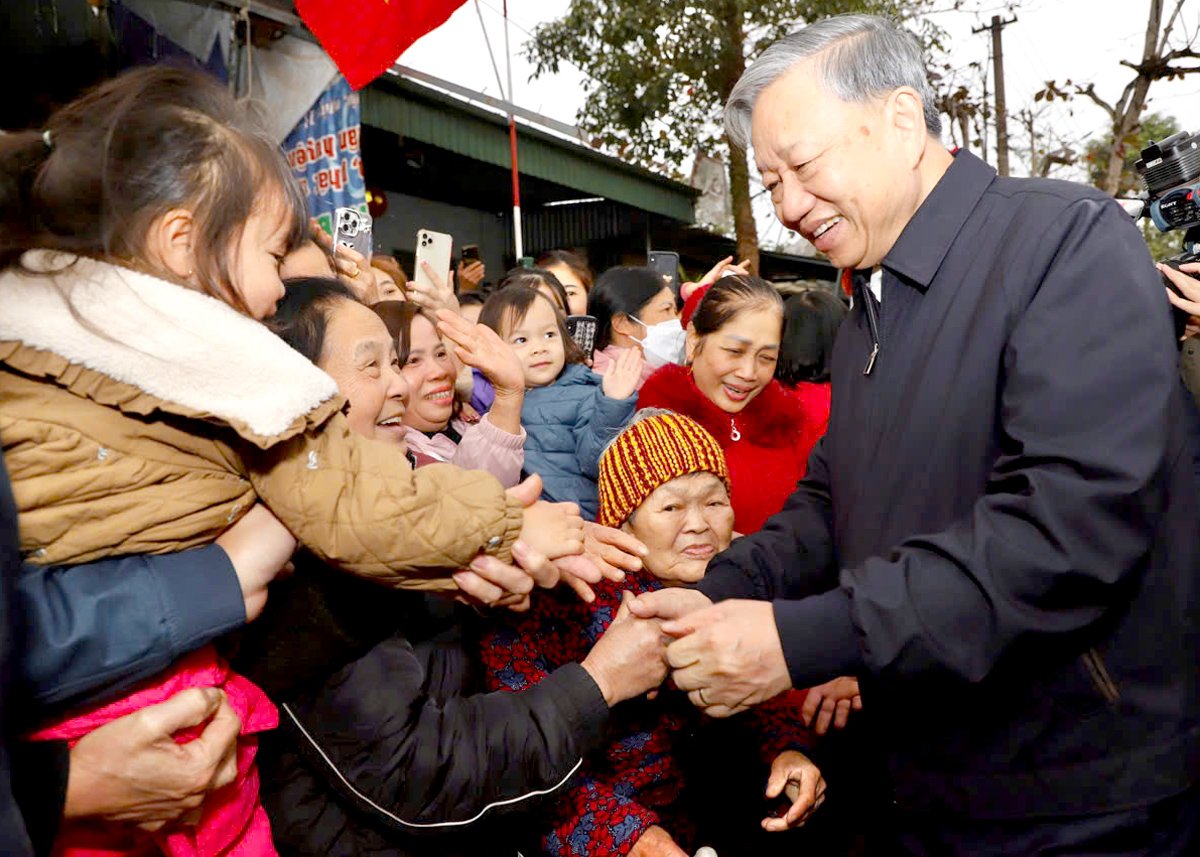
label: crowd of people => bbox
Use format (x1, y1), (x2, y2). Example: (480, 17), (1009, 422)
(2, 10), (1200, 857)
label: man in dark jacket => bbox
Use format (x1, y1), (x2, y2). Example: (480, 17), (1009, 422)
(632, 13), (1200, 853)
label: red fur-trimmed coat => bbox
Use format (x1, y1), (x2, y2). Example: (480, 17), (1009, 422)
(638, 364), (823, 533)
(478, 572), (815, 857)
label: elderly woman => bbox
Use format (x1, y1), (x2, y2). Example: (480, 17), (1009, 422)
(226, 276), (664, 855)
(638, 274), (820, 534)
(480, 409), (824, 857)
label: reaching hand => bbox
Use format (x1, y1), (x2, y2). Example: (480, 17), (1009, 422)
(435, 309), (524, 397)
(762, 750), (826, 832)
(63, 687), (242, 832)
(582, 520), (647, 581)
(581, 591), (669, 705)
(680, 255), (752, 303)
(410, 262), (461, 314)
(509, 475), (585, 561)
(457, 259), (487, 292)
(1160, 261), (1200, 339)
(628, 824), (688, 856)
(311, 220), (380, 302)
(601, 345), (644, 400)
(663, 599), (792, 718)
(801, 675), (862, 735)
(626, 587), (712, 623)
(216, 504), (296, 621)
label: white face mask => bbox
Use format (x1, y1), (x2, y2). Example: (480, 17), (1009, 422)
(631, 316), (687, 369)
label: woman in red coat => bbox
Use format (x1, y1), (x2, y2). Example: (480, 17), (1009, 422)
(638, 274), (820, 534)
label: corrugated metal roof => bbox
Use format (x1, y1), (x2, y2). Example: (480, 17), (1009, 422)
(361, 76), (697, 224)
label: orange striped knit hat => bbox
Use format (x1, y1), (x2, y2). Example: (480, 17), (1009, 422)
(598, 410), (729, 529)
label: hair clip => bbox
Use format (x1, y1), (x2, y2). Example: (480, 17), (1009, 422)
(42, 130), (53, 150)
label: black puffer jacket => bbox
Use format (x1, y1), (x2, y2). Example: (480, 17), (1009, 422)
(232, 559), (610, 856)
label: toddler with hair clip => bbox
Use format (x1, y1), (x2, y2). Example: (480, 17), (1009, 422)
(480, 285), (643, 519)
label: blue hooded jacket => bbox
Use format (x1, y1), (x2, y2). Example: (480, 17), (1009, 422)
(521, 363), (637, 519)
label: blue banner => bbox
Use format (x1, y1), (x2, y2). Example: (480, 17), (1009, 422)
(283, 76), (367, 235)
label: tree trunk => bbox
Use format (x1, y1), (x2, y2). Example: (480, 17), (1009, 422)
(717, 0), (759, 273)
(1100, 0), (1162, 195)
(725, 138), (759, 272)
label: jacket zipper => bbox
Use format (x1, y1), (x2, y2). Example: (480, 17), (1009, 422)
(860, 280), (882, 375)
(1081, 647), (1121, 704)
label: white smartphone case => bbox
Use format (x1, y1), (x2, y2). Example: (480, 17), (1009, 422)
(414, 229), (453, 290)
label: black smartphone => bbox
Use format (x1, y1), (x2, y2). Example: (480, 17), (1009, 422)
(647, 250), (681, 295)
(462, 244), (481, 263)
(566, 314), (598, 356)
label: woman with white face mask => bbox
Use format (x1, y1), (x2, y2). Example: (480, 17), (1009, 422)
(588, 265), (686, 386)
(588, 266), (685, 388)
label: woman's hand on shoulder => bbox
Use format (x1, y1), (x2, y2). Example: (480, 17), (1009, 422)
(436, 309), (524, 398)
(601, 345), (644, 400)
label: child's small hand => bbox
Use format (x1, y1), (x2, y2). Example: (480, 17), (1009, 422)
(762, 750), (826, 832)
(582, 520), (647, 581)
(436, 309), (524, 398)
(508, 475), (585, 561)
(601, 345), (643, 400)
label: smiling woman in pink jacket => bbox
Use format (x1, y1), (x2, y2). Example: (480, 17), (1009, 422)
(374, 301), (527, 487)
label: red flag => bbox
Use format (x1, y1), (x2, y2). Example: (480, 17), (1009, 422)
(296, 0), (467, 91)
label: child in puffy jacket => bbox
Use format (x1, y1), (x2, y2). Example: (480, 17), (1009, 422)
(480, 285), (642, 519)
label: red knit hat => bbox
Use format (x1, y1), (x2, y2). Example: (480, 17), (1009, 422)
(598, 410), (729, 529)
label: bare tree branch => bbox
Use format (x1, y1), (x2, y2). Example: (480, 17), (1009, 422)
(1074, 82), (1117, 121)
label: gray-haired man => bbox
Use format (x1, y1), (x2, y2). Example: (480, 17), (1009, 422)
(633, 13), (1200, 853)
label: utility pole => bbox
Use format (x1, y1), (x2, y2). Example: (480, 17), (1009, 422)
(973, 14), (1017, 177)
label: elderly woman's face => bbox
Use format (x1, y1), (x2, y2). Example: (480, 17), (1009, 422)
(623, 472), (734, 585)
(316, 299), (410, 452)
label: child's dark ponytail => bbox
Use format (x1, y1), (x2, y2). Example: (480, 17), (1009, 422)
(0, 66), (308, 314)
(0, 130), (55, 268)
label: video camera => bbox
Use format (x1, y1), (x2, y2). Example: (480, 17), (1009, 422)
(1133, 131), (1200, 339)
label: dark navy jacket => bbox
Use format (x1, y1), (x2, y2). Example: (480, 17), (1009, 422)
(699, 151), (1200, 820)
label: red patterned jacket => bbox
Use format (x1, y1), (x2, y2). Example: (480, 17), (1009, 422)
(478, 572), (815, 856)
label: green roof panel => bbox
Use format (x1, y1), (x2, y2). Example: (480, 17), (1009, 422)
(361, 79), (696, 224)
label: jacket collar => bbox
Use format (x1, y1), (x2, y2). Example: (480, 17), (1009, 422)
(553, 362), (600, 387)
(0, 251), (340, 442)
(882, 149), (997, 292)
(640, 363), (804, 448)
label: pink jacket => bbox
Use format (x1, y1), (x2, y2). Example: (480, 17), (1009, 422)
(403, 415), (525, 488)
(589, 345), (656, 392)
(31, 646), (278, 857)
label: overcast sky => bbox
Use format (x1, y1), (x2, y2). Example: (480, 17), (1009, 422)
(397, 0), (1200, 247)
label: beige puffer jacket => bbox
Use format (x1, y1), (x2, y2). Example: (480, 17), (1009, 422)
(0, 252), (524, 588)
